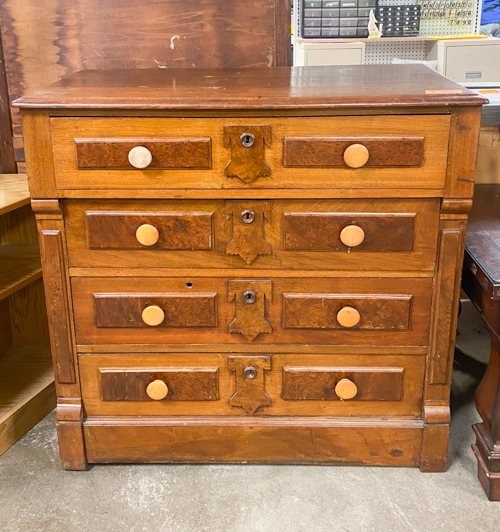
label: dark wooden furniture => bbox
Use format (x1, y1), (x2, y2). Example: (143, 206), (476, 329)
(14, 64), (485, 469)
(461, 184), (500, 501)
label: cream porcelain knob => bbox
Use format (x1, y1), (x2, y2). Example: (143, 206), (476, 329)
(340, 225), (365, 247)
(146, 379), (169, 400)
(142, 305), (165, 326)
(128, 146), (153, 169)
(136, 224), (159, 246)
(343, 144), (369, 168)
(337, 306), (360, 328)
(335, 378), (358, 400)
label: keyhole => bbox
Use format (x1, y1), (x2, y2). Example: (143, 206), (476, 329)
(241, 210), (255, 224)
(244, 366), (257, 379)
(240, 132), (255, 148)
(243, 290), (256, 304)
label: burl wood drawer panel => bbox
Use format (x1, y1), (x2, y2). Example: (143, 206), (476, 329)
(75, 138), (212, 170)
(50, 115), (450, 190)
(79, 353), (425, 417)
(71, 276), (433, 346)
(64, 198), (440, 271)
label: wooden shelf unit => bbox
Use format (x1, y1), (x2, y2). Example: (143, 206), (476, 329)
(0, 343), (54, 455)
(0, 173), (55, 457)
(0, 174), (30, 215)
(0, 244), (42, 300)
(297, 36), (439, 43)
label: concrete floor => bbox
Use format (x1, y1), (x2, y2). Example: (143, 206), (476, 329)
(1, 301), (499, 532)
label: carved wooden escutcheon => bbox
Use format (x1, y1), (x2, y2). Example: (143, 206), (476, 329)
(228, 356), (272, 414)
(225, 200), (271, 264)
(223, 125), (272, 184)
(228, 280), (272, 341)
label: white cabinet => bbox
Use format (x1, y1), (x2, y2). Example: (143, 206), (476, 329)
(294, 39), (365, 66)
(427, 38), (500, 83)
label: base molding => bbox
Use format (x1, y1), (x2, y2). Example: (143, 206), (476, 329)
(83, 416), (423, 466)
(472, 423), (500, 501)
(56, 399), (88, 470)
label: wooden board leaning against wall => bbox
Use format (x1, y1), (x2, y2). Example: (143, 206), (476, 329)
(0, 0), (291, 173)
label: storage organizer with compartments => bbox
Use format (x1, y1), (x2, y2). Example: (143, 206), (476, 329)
(376, 5), (421, 37)
(302, 0), (377, 37)
(13, 65), (484, 469)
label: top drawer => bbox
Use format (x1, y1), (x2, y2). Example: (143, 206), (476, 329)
(49, 115), (450, 191)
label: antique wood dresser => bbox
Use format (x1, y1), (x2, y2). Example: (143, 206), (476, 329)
(14, 65), (485, 470)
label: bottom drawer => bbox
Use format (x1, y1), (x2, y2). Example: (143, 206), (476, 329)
(79, 353), (425, 417)
(84, 418), (423, 466)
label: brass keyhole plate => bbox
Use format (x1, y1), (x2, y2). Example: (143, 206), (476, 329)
(243, 290), (256, 304)
(241, 209), (255, 224)
(244, 366), (257, 379)
(240, 132), (256, 148)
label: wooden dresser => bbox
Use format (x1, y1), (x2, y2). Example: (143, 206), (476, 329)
(14, 65), (485, 470)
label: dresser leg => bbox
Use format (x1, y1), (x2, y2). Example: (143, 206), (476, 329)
(56, 399), (88, 471)
(472, 332), (500, 500)
(420, 404), (451, 472)
(420, 424), (449, 472)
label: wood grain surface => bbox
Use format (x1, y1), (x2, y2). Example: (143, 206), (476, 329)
(282, 136), (424, 167)
(75, 138), (212, 170)
(79, 353), (425, 417)
(13, 66), (483, 110)
(71, 276), (432, 346)
(225, 200), (272, 264)
(18, 66), (485, 470)
(0, 174), (30, 216)
(3, 1), (291, 134)
(86, 210), (213, 250)
(282, 293), (412, 331)
(48, 115), (450, 191)
(227, 280), (273, 341)
(228, 356), (272, 414)
(283, 212), (416, 252)
(282, 366), (404, 401)
(83, 419), (423, 465)
(94, 292), (218, 329)
(64, 198), (440, 271)
(101, 367), (219, 402)
(223, 125), (272, 184)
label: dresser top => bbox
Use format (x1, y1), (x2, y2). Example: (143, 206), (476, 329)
(13, 65), (485, 110)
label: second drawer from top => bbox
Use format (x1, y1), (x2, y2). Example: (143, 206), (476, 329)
(64, 198), (440, 271)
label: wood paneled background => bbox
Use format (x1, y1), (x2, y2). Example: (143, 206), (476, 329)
(0, 0), (291, 171)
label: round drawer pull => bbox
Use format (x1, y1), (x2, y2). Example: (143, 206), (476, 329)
(340, 225), (365, 247)
(142, 305), (165, 326)
(146, 379), (169, 400)
(136, 224), (160, 246)
(337, 306), (360, 328)
(335, 378), (358, 400)
(128, 146), (153, 169)
(343, 144), (369, 168)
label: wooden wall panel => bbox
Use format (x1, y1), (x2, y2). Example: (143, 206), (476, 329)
(0, 0), (291, 148)
(0, 23), (15, 173)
